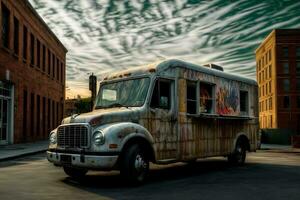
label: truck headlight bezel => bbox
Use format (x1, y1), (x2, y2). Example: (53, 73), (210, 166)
(49, 132), (57, 145)
(93, 130), (105, 145)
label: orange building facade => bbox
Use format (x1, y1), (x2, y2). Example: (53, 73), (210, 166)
(0, 0), (67, 144)
(255, 29), (300, 136)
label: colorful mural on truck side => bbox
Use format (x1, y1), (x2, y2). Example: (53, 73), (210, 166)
(181, 68), (241, 116)
(216, 79), (240, 116)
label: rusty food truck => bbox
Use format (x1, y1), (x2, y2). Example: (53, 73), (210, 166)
(47, 59), (258, 183)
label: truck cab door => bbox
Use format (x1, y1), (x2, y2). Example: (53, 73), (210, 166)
(148, 78), (177, 160)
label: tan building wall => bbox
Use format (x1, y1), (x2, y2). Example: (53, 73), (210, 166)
(0, 0), (67, 144)
(255, 29), (300, 133)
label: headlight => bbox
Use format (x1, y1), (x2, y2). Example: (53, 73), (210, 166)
(49, 132), (57, 144)
(93, 130), (105, 145)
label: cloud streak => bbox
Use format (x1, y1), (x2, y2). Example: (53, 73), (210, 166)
(29, 0), (300, 98)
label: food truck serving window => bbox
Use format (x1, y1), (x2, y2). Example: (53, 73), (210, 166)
(240, 90), (249, 114)
(200, 82), (214, 114)
(186, 82), (197, 114)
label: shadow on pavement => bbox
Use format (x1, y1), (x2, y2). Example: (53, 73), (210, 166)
(62, 158), (245, 188)
(60, 157), (300, 200)
(0, 152), (46, 168)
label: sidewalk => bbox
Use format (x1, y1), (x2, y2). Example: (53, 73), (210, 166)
(0, 140), (48, 161)
(260, 143), (292, 150)
(260, 143), (300, 153)
(0, 141), (298, 162)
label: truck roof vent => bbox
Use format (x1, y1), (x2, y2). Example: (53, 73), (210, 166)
(203, 63), (224, 71)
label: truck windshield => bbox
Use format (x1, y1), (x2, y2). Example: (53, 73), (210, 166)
(95, 77), (150, 109)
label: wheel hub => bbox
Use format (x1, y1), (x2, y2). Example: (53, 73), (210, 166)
(135, 154), (148, 172)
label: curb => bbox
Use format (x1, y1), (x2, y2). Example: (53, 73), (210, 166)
(0, 149), (47, 162)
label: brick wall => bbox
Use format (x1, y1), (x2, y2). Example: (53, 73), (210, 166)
(0, 0), (67, 143)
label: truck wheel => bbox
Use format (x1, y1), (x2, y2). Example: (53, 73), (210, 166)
(121, 144), (149, 184)
(63, 167), (88, 179)
(228, 139), (246, 165)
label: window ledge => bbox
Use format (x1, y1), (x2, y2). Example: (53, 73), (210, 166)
(12, 53), (19, 59)
(186, 113), (254, 120)
(2, 46), (11, 53)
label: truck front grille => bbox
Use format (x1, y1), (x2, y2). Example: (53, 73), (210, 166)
(57, 124), (89, 148)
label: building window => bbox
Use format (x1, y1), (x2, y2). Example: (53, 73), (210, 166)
(240, 91), (248, 114)
(23, 26), (28, 60)
(297, 96), (300, 108)
(37, 39), (40, 68)
(23, 90), (28, 140)
(30, 93), (35, 136)
(52, 100), (55, 129)
(48, 50), (51, 75)
(297, 62), (300, 74)
(283, 96), (290, 109)
(150, 79), (172, 110)
(259, 59), (262, 69)
(47, 98), (51, 132)
(52, 55), (55, 78)
(283, 62), (289, 74)
(13, 17), (19, 55)
(269, 81), (271, 93)
(36, 95), (40, 136)
(200, 82), (214, 114)
(61, 62), (64, 84)
(283, 47), (289, 58)
(269, 65), (272, 78)
(42, 97), (46, 136)
(269, 49), (272, 61)
(296, 47), (300, 59)
(186, 82), (197, 114)
(56, 102), (59, 127)
(297, 79), (300, 91)
(56, 58), (59, 81)
(30, 33), (35, 66)
(1, 3), (10, 48)
(42, 45), (46, 72)
(283, 79), (290, 92)
(264, 69), (267, 80)
(61, 102), (64, 119)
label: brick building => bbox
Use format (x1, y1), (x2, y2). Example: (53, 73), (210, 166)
(255, 29), (300, 140)
(0, 0), (67, 145)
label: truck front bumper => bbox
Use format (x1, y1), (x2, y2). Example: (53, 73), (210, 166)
(47, 150), (119, 170)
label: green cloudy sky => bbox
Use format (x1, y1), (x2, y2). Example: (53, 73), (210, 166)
(29, 0), (300, 98)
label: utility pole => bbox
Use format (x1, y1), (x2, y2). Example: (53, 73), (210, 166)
(89, 73), (97, 111)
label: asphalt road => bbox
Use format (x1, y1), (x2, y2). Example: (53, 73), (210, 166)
(0, 150), (300, 200)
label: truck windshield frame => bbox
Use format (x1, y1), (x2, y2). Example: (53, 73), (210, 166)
(95, 77), (151, 109)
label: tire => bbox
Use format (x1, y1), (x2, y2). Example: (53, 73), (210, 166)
(228, 139), (247, 165)
(63, 166), (88, 179)
(120, 144), (149, 184)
